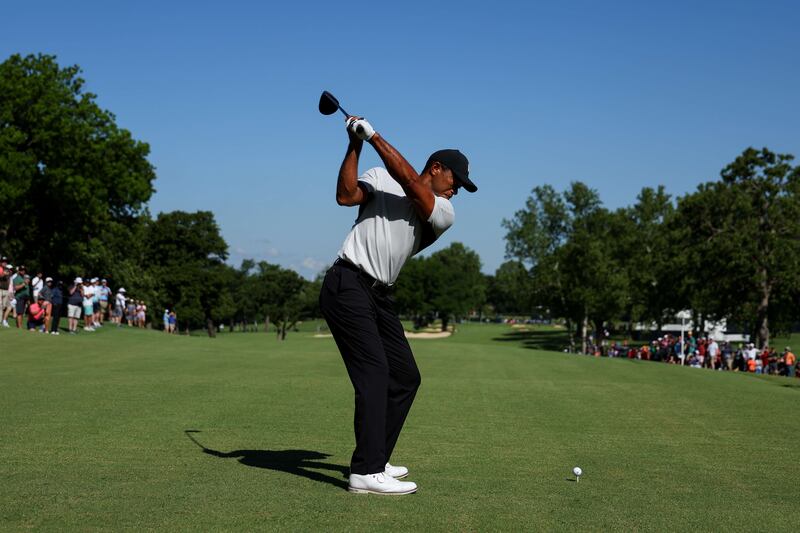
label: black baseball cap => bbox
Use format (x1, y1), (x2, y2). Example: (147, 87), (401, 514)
(426, 149), (477, 193)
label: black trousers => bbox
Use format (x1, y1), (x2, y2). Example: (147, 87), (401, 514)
(50, 304), (62, 333)
(319, 262), (421, 475)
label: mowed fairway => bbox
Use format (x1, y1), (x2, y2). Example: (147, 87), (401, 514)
(2, 324), (799, 531)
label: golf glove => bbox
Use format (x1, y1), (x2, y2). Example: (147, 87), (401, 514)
(346, 117), (376, 141)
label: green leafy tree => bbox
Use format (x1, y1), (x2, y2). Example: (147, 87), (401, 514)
(143, 211), (231, 335)
(247, 262), (311, 340)
(504, 182), (629, 351)
(487, 260), (534, 315)
(394, 256), (433, 325)
(672, 148), (800, 347)
(0, 53), (155, 275)
(618, 186), (676, 332)
(425, 243), (486, 331)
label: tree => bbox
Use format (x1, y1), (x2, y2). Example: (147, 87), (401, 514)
(618, 186), (676, 332)
(425, 243), (486, 331)
(0, 53), (155, 275)
(487, 260), (534, 315)
(394, 256), (434, 325)
(504, 182), (629, 351)
(143, 211), (231, 335)
(247, 262), (312, 340)
(673, 147), (800, 347)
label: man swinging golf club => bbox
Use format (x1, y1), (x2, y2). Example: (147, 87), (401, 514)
(319, 107), (477, 495)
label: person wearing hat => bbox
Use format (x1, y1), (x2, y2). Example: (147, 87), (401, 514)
(27, 294), (47, 332)
(67, 277), (84, 334)
(113, 287), (127, 326)
(318, 116), (477, 495)
(82, 278), (95, 331)
(97, 279), (111, 325)
(0, 257), (10, 327)
(38, 276), (53, 331)
(12, 265), (30, 328)
(89, 278), (102, 328)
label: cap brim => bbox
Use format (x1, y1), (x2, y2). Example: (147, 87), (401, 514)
(454, 172), (477, 193)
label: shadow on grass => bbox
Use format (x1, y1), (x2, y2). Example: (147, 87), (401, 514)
(184, 430), (348, 490)
(492, 329), (571, 352)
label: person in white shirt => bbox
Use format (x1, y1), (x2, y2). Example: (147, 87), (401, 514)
(31, 271), (44, 301)
(707, 339), (720, 369)
(113, 288), (127, 326)
(319, 115), (477, 495)
(82, 278), (95, 331)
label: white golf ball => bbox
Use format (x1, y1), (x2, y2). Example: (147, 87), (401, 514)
(573, 466), (582, 477)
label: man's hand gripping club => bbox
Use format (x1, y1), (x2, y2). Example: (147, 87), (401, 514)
(346, 117), (376, 141)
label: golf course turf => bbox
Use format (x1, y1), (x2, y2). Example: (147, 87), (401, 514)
(2, 323), (799, 531)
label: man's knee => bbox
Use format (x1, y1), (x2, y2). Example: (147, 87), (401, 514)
(402, 368), (421, 392)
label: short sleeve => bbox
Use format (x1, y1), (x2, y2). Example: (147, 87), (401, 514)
(427, 196), (455, 237)
(357, 167), (381, 194)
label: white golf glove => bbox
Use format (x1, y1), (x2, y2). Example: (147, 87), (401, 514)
(346, 117), (376, 141)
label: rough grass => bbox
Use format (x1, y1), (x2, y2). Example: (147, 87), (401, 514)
(2, 323), (798, 531)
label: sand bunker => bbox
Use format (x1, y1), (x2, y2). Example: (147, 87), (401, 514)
(403, 330), (452, 339)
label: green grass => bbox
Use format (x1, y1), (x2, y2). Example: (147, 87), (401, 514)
(2, 323), (799, 531)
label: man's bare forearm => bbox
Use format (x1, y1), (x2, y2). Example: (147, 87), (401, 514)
(336, 140), (364, 206)
(369, 134), (434, 218)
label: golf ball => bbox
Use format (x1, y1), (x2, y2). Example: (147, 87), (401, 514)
(573, 467), (582, 477)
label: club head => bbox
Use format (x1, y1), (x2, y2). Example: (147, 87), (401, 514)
(319, 91), (340, 115)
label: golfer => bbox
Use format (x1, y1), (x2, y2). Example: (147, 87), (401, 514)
(319, 116), (477, 495)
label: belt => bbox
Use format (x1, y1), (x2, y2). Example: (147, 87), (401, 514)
(334, 259), (394, 292)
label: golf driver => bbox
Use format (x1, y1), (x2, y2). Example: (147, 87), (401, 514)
(319, 90), (367, 136)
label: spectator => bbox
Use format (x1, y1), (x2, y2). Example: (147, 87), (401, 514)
(125, 297), (136, 326)
(31, 270), (44, 301)
(90, 278), (101, 328)
(38, 276), (53, 332)
(785, 348), (796, 378)
(66, 277), (83, 334)
(707, 338), (720, 370)
(168, 310), (177, 333)
(27, 295), (47, 332)
(50, 280), (63, 335)
(12, 265), (29, 329)
(0, 257), (10, 327)
(82, 278), (95, 331)
(760, 347), (771, 374)
(136, 300), (147, 328)
(745, 343), (758, 361)
(722, 342), (733, 370)
(113, 287), (126, 326)
(97, 279), (110, 325)
(163, 309), (170, 332)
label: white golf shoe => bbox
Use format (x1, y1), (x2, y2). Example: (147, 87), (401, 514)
(347, 472), (417, 495)
(384, 462), (409, 479)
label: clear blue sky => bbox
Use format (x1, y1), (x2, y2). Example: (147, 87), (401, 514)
(3, 1), (799, 277)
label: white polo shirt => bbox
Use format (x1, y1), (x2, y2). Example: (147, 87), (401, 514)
(339, 167), (455, 284)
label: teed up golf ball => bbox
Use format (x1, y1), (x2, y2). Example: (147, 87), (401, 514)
(573, 467), (582, 477)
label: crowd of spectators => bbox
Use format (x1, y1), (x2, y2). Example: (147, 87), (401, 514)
(0, 256), (176, 335)
(584, 332), (799, 378)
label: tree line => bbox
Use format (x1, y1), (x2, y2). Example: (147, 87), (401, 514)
(3, 53), (798, 344)
(502, 148), (800, 351)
